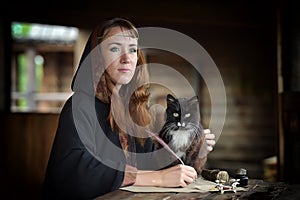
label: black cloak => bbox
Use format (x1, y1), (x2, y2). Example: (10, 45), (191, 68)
(42, 24), (158, 199)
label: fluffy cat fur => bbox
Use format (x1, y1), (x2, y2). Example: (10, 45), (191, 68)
(157, 94), (207, 174)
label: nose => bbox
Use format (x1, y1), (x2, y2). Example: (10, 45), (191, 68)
(120, 52), (130, 64)
(177, 122), (186, 127)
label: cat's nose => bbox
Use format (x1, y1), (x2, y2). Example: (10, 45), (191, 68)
(177, 122), (186, 127)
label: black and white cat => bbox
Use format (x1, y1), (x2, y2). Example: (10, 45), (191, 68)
(158, 94), (207, 174)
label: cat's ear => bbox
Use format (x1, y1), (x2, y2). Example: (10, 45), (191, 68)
(189, 95), (199, 104)
(167, 94), (177, 103)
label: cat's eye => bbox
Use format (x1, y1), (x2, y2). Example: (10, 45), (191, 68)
(185, 113), (191, 118)
(173, 112), (179, 117)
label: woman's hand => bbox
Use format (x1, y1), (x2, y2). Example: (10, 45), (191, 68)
(134, 164), (197, 188)
(157, 164), (197, 187)
(204, 129), (216, 152)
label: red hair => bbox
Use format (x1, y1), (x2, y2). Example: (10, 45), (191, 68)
(90, 17), (150, 144)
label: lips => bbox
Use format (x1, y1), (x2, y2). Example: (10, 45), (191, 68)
(118, 68), (131, 73)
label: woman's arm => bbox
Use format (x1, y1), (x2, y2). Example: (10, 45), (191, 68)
(44, 97), (126, 199)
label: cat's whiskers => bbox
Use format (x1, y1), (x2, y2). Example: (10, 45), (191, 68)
(160, 123), (176, 141)
(188, 123), (203, 137)
(170, 129), (192, 149)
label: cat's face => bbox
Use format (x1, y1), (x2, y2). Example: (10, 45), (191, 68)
(165, 94), (200, 131)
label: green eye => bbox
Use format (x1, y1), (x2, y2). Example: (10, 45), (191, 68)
(185, 113), (190, 118)
(173, 112), (179, 117)
(129, 48), (137, 53)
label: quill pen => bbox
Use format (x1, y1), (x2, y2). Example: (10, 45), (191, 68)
(145, 129), (185, 165)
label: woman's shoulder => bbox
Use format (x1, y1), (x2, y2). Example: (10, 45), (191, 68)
(60, 92), (108, 112)
(58, 92), (110, 122)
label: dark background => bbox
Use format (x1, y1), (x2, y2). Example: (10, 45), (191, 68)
(1, 0), (300, 199)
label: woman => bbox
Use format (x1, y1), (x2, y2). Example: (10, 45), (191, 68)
(43, 17), (215, 199)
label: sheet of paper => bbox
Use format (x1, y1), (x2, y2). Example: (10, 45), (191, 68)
(120, 176), (248, 193)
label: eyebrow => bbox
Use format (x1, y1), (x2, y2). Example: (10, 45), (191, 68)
(108, 42), (137, 47)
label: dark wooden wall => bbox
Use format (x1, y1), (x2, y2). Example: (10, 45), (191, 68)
(1, 113), (58, 199)
(197, 24), (278, 178)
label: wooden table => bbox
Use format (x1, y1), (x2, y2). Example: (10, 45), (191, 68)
(96, 179), (289, 200)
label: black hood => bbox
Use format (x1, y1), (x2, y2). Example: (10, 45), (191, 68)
(71, 30), (102, 96)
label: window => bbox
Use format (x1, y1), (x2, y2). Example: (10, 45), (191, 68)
(11, 22), (79, 113)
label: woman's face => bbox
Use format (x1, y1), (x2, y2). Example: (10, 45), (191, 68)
(101, 26), (138, 87)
